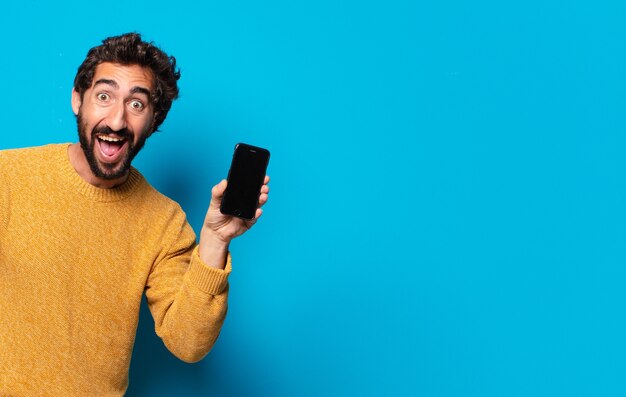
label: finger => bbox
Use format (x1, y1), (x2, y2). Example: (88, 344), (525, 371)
(261, 184), (270, 194)
(264, 175), (270, 184)
(243, 208), (262, 229)
(258, 193), (268, 207)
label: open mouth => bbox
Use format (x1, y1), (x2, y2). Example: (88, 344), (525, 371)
(95, 134), (129, 161)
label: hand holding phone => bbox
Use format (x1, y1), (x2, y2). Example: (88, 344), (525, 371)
(220, 143), (270, 220)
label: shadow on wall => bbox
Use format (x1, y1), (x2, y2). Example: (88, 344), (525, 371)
(126, 296), (252, 397)
(126, 296), (206, 396)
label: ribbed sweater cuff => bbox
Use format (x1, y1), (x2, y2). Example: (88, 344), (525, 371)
(187, 246), (232, 295)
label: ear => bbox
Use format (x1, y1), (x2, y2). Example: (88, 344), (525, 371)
(71, 88), (82, 116)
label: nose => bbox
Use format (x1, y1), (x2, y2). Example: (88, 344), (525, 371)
(105, 101), (128, 132)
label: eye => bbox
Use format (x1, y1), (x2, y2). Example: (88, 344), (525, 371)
(129, 100), (145, 111)
(97, 93), (110, 102)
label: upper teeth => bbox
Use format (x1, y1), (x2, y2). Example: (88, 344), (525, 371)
(98, 136), (123, 142)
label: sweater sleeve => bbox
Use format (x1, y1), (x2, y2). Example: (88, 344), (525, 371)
(144, 213), (231, 363)
(0, 152), (9, 231)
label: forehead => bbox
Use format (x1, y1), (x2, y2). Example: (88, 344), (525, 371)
(91, 62), (154, 92)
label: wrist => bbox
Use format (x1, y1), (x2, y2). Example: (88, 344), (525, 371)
(199, 230), (230, 269)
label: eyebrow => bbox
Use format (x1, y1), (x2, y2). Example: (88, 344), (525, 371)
(94, 79), (118, 89)
(93, 79), (152, 98)
(130, 86), (151, 98)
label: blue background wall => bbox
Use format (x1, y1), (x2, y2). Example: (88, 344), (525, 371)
(1, 1), (625, 396)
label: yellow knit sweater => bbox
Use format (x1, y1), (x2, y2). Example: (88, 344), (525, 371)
(0, 144), (231, 396)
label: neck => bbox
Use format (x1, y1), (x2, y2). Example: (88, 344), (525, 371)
(67, 143), (129, 189)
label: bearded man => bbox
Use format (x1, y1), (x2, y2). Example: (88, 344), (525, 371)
(0, 32), (270, 396)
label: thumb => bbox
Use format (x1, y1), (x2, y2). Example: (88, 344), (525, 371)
(210, 179), (228, 209)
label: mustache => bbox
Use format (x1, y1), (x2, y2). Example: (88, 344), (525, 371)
(91, 125), (133, 141)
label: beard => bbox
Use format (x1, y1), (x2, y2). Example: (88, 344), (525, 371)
(77, 112), (148, 181)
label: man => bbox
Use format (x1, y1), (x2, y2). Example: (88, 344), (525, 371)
(0, 33), (270, 395)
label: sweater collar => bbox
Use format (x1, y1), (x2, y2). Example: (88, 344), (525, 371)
(58, 143), (144, 202)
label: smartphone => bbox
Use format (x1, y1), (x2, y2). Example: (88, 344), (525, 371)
(220, 143), (270, 220)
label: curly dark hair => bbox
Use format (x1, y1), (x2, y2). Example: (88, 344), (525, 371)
(73, 32), (180, 133)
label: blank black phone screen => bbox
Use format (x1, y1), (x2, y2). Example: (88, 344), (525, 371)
(220, 143), (270, 220)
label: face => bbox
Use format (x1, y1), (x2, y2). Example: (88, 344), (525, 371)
(72, 62), (155, 181)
